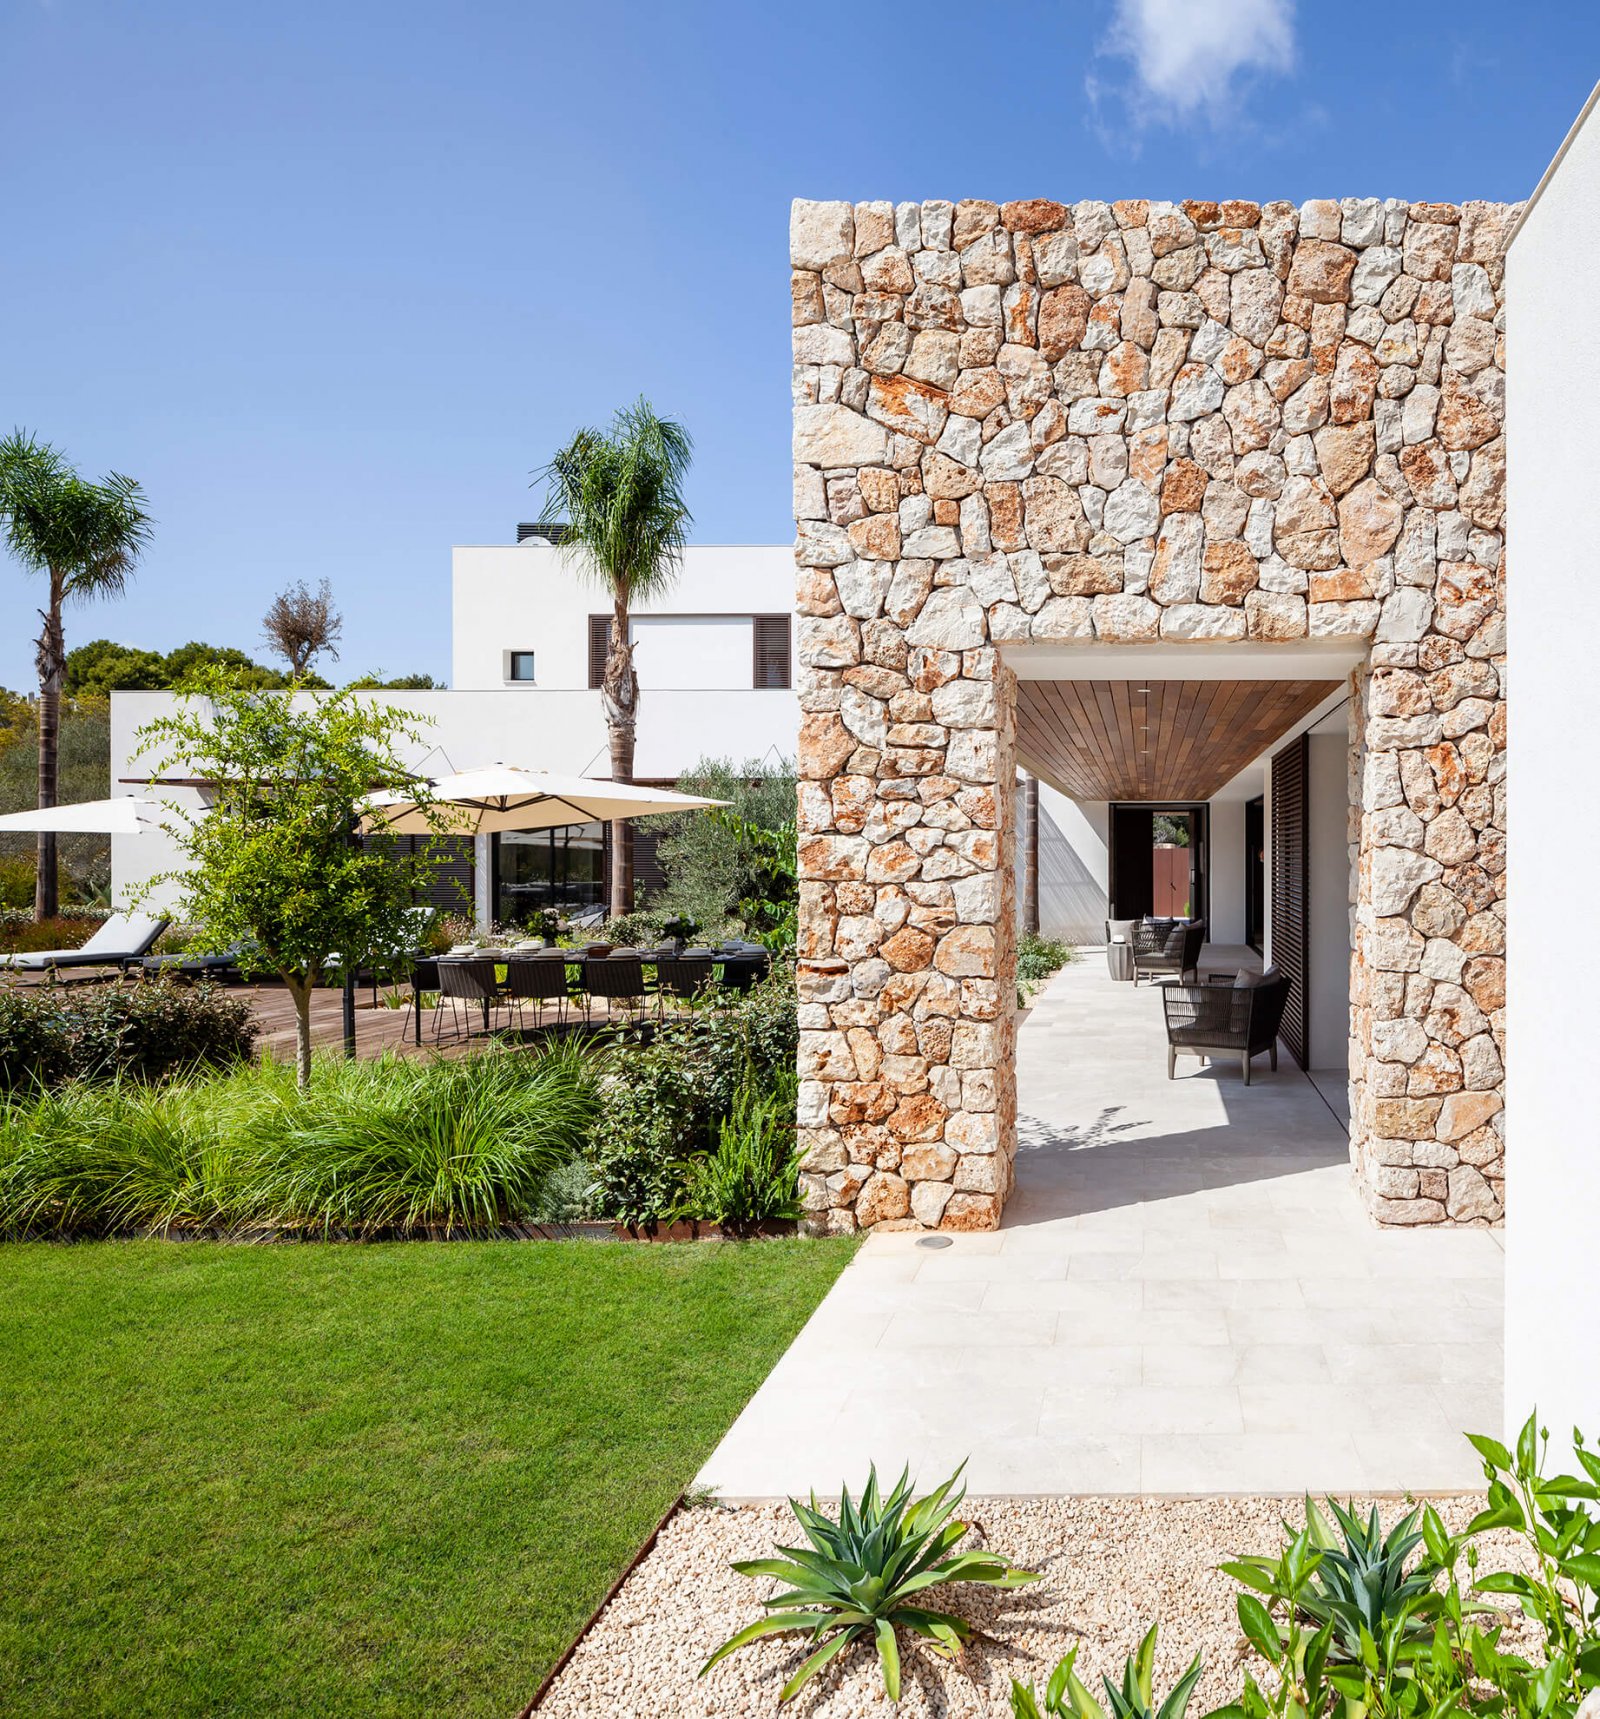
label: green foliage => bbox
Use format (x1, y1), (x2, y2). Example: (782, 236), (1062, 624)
(0, 1042), (600, 1237)
(0, 910), (107, 954)
(703, 1462), (1038, 1703)
(1212, 1417), (1600, 1719)
(0, 979), (256, 1093)
(589, 968), (797, 1226)
(132, 672), (455, 1083)
(0, 694), (114, 903)
(1152, 814), (1191, 848)
(537, 399), (693, 608)
(1462, 1412), (1600, 1707)
(1223, 1500), (1449, 1669)
(672, 1071), (803, 1230)
(654, 756), (798, 935)
(1011, 1628), (1204, 1719)
(600, 907), (669, 947)
(64, 638), (305, 696)
(0, 855), (36, 909)
(0, 432), (152, 603)
(343, 671), (441, 690)
(1018, 932), (1076, 985)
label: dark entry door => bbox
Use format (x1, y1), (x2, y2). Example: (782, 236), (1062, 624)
(1109, 804), (1209, 924)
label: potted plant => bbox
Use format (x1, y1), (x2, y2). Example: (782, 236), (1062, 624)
(661, 914), (699, 953)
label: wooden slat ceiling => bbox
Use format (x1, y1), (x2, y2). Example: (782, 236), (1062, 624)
(1015, 679), (1339, 802)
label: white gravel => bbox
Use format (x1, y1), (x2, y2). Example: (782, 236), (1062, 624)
(534, 1494), (1535, 1717)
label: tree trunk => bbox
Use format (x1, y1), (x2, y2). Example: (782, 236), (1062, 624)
(33, 579), (65, 922)
(601, 592), (637, 919)
(288, 976), (314, 1090)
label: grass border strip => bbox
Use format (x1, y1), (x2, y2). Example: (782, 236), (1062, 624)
(519, 1490), (686, 1715)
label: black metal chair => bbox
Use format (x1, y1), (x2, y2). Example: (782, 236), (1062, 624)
(717, 948), (770, 996)
(503, 956), (571, 1031)
(654, 955), (714, 1014)
(1162, 973), (1290, 1085)
(585, 954), (648, 1025)
(435, 957), (505, 1042)
(1133, 918), (1205, 984)
(401, 956), (440, 1046)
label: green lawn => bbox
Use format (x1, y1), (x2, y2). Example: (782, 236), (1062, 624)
(0, 1237), (856, 1717)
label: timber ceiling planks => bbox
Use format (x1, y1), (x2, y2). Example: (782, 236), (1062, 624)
(1015, 679), (1339, 801)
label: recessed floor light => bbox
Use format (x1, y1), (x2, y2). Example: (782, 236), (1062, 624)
(916, 1235), (954, 1250)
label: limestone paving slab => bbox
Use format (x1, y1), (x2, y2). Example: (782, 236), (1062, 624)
(699, 957), (1502, 1498)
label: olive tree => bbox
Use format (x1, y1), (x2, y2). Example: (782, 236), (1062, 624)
(134, 672), (455, 1086)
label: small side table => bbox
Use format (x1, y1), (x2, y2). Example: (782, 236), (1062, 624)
(1106, 941), (1135, 982)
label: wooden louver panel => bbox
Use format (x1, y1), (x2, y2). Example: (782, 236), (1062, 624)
(753, 615), (792, 689)
(587, 615), (610, 689)
(1271, 733), (1310, 1071)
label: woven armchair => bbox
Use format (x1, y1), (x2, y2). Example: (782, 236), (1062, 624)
(1132, 918), (1205, 984)
(1162, 974), (1290, 1085)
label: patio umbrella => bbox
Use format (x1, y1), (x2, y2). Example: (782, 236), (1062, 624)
(355, 765), (729, 836)
(0, 795), (165, 835)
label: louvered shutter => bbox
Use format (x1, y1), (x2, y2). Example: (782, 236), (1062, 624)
(1271, 733), (1310, 1069)
(752, 615), (791, 689)
(587, 616), (610, 689)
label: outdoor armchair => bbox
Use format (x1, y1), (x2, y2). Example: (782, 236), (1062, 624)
(1162, 971), (1290, 1085)
(0, 912), (169, 975)
(1132, 918), (1205, 984)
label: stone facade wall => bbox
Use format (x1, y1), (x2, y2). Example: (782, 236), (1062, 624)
(792, 195), (1512, 1232)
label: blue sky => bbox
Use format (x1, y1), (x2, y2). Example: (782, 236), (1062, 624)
(1, 0), (1595, 692)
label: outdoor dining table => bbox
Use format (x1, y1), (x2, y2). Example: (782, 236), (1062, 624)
(417, 945), (770, 1040)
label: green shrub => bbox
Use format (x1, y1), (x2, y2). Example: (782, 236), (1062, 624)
(0, 910), (106, 955)
(0, 1042), (602, 1238)
(653, 757), (797, 936)
(246, 1043), (601, 1235)
(600, 908), (668, 947)
(589, 968), (797, 1226)
(0, 987), (77, 1090)
(1018, 931), (1075, 984)
(703, 1463), (1038, 1704)
(0, 855), (32, 910)
(672, 1071), (802, 1231)
(0, 979), (257, 1092)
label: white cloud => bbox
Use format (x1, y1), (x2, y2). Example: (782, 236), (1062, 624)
(1097, 0), (1296, 123)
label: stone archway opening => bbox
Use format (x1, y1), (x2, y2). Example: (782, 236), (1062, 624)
(793, 194), (1508, 1236)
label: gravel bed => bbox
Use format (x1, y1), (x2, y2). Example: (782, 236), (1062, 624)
(535, 1494), (1535, 1717)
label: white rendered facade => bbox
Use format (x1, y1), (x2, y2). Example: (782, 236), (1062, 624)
(110, 542), (800, 917)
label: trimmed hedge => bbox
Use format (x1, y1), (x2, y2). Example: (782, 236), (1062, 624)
(0, 980), (258, 1092)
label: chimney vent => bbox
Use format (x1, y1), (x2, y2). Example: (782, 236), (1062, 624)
(517, 521), (571, 545)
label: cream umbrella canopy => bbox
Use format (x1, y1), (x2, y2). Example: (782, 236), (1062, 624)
(354, 765), (728, 837)
(0, 795), (166, 835)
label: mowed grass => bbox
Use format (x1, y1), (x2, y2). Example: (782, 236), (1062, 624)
(0, 1237), (857, 1717)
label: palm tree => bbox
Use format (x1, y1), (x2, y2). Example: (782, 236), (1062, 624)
(537, 400), (692, 917)
(0, 432), (152, 918)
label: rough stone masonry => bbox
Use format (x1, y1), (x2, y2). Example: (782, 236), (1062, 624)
(792, 195), (1511, 1234)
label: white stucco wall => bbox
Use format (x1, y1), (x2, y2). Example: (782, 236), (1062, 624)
(1308, 729), (1352, 1073)
(109, 683), (798, 914)
(1504, 85), (1600, 1444)
(1023, 784), (1109, 944)
(451, 543), (795, 690)
(1208, 797), (1246, 946)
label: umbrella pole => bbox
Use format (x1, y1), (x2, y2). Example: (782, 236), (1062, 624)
(342, 972), (357, 1060)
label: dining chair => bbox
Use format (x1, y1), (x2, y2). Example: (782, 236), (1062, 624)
(585, 954), (648, 1026)
(503, 956), (571, 1032)
(435, 958), (505, 1043)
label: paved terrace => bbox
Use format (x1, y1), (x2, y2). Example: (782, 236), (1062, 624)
(701, 950), (1503, 1498)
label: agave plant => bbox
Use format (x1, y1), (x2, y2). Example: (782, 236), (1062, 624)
(701, 1463), (1038, 1703)
(1011, 1627), (1204, 1719)
(1222, 1497), (1447, 1666)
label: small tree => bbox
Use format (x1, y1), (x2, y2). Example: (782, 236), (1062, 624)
(0, 431), (152, 919)
(537, 399), (692, 916)
(133, 672), (454, 1086)
(262, 578), (342, 678)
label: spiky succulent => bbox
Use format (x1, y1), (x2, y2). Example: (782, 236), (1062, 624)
(700, 1462), (1038, 1703)
(1011, 1626), (1205, 1719)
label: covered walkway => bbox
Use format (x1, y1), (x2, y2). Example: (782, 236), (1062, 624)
(699, 953), (1502, 1498)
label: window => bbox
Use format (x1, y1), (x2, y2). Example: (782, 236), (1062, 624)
(506, 650), (536, 682)
(494, 824), (605, 923)
(753, 615), (791, 689)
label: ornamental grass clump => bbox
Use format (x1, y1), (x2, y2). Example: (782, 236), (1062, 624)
(701, 1463), (1038, 1703)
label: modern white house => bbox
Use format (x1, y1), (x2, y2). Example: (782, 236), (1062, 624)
(109, 535), (799, 925)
